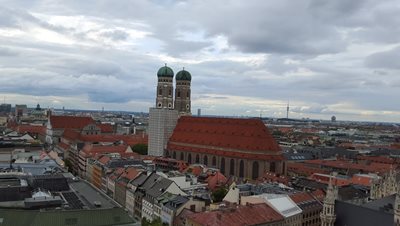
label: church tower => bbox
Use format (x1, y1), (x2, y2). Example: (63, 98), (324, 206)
(394, 186), (400, 226)
(174, 68), (192, 115)
(156, 64), (174, 109)
(321, 173), (338, 226)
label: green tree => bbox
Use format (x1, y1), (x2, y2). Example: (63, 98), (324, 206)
(131, 143), (148, 155)
(211, 187), (228, 203)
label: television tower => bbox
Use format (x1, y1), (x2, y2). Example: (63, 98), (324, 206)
(286, 101), (289, 119)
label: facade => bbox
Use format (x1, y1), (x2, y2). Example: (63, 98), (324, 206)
(174, 69), (192, 115)
(45, 115), (96, 144)
(148, 108), (178, 156)
(320, 175), (338, 226)
(148, 65), (192, 157)
(289, 192), (322, 226)
(0, 103), (11, 114)
(167, 116), (285, 179)
(370, 168), (398, 200)
(156, 65), (174, 109)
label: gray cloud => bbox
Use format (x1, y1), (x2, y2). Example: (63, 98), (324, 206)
(0, 0), (399, 122)
(365, 47), (400, 70)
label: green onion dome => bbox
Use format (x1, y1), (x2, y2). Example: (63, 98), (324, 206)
(157, 65), (174, 78)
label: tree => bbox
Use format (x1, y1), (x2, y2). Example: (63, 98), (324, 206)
(131, 143), (148, 155)
(141, 217), (167, 226)
(211, 187), (228, 203)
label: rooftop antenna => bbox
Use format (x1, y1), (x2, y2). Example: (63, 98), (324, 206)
(286, 101), (289, 119)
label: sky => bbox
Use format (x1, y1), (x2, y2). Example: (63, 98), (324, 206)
(0, 0), (399, 122)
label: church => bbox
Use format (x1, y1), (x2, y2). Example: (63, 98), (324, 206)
(147, 64), (285, 179)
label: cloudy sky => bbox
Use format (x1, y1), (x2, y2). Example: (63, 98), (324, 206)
(0, 0), (399, 122)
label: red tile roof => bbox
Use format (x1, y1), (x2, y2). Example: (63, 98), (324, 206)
(16, 125), (46, 135)
(304, 159), (393, 175)
(49, 115), (94, 129)
(98, 155), (111, 165)
(187, 203), (283, 226)
(81, 144), (130, 158)
(62, 129), (81, 141)
(169, 117), (281, 153)
(120, 167), (142, 180)
(98, 123), (114, 133)
(289, 192), (315, 204)
(79, 134), (148, 146)
(206, 171), (227, 190)
(57, 142), (70, 150)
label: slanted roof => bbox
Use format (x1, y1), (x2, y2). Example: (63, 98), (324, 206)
(49, 116), (95, 129)
(168, 117), (282, 160)
(187, 203), (283, 226)
(145, 177), (174, 199)
(263, 194), (302, 218)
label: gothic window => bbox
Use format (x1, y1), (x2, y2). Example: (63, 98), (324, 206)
(158, 88), (162, 95)
(212, 156), (216, 166)
(203, 156), (208, 165)
(270, 162), (276, 173)
(252, 161), (259, 179)
(169, 88), (172, 96)
(221, 158), (225, 174)
(195, 154), (199, 163)
(239, 160), (244, 177)
(230, 159), (235, 176)
(187, 92), (190, 98)
(177, 91), (181, 98)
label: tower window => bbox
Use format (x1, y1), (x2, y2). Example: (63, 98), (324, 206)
(169, 88), (172, 96)
(158, 88), (162, 95)
(187, 92), (190, 98)
(177, 91), (181, 98)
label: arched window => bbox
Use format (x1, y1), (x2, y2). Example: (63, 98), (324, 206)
(252, 161), (259, 179)
(172, 152), (176, 159)
(212, 156), (216, 166)
(221, 158), (225, 174)
(187, 153), (192, 164)
(195, 154), (199, 163)
(180, 152), (184, 160)
(270, 162), (276, 173)
(177, 91), (181, 98)
(239, 160), (244, 178)
(229, 159), (235, 176)
(203, 156), (208, 166)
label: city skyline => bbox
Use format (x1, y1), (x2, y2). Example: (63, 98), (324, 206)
(0, 0), (399, 122)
